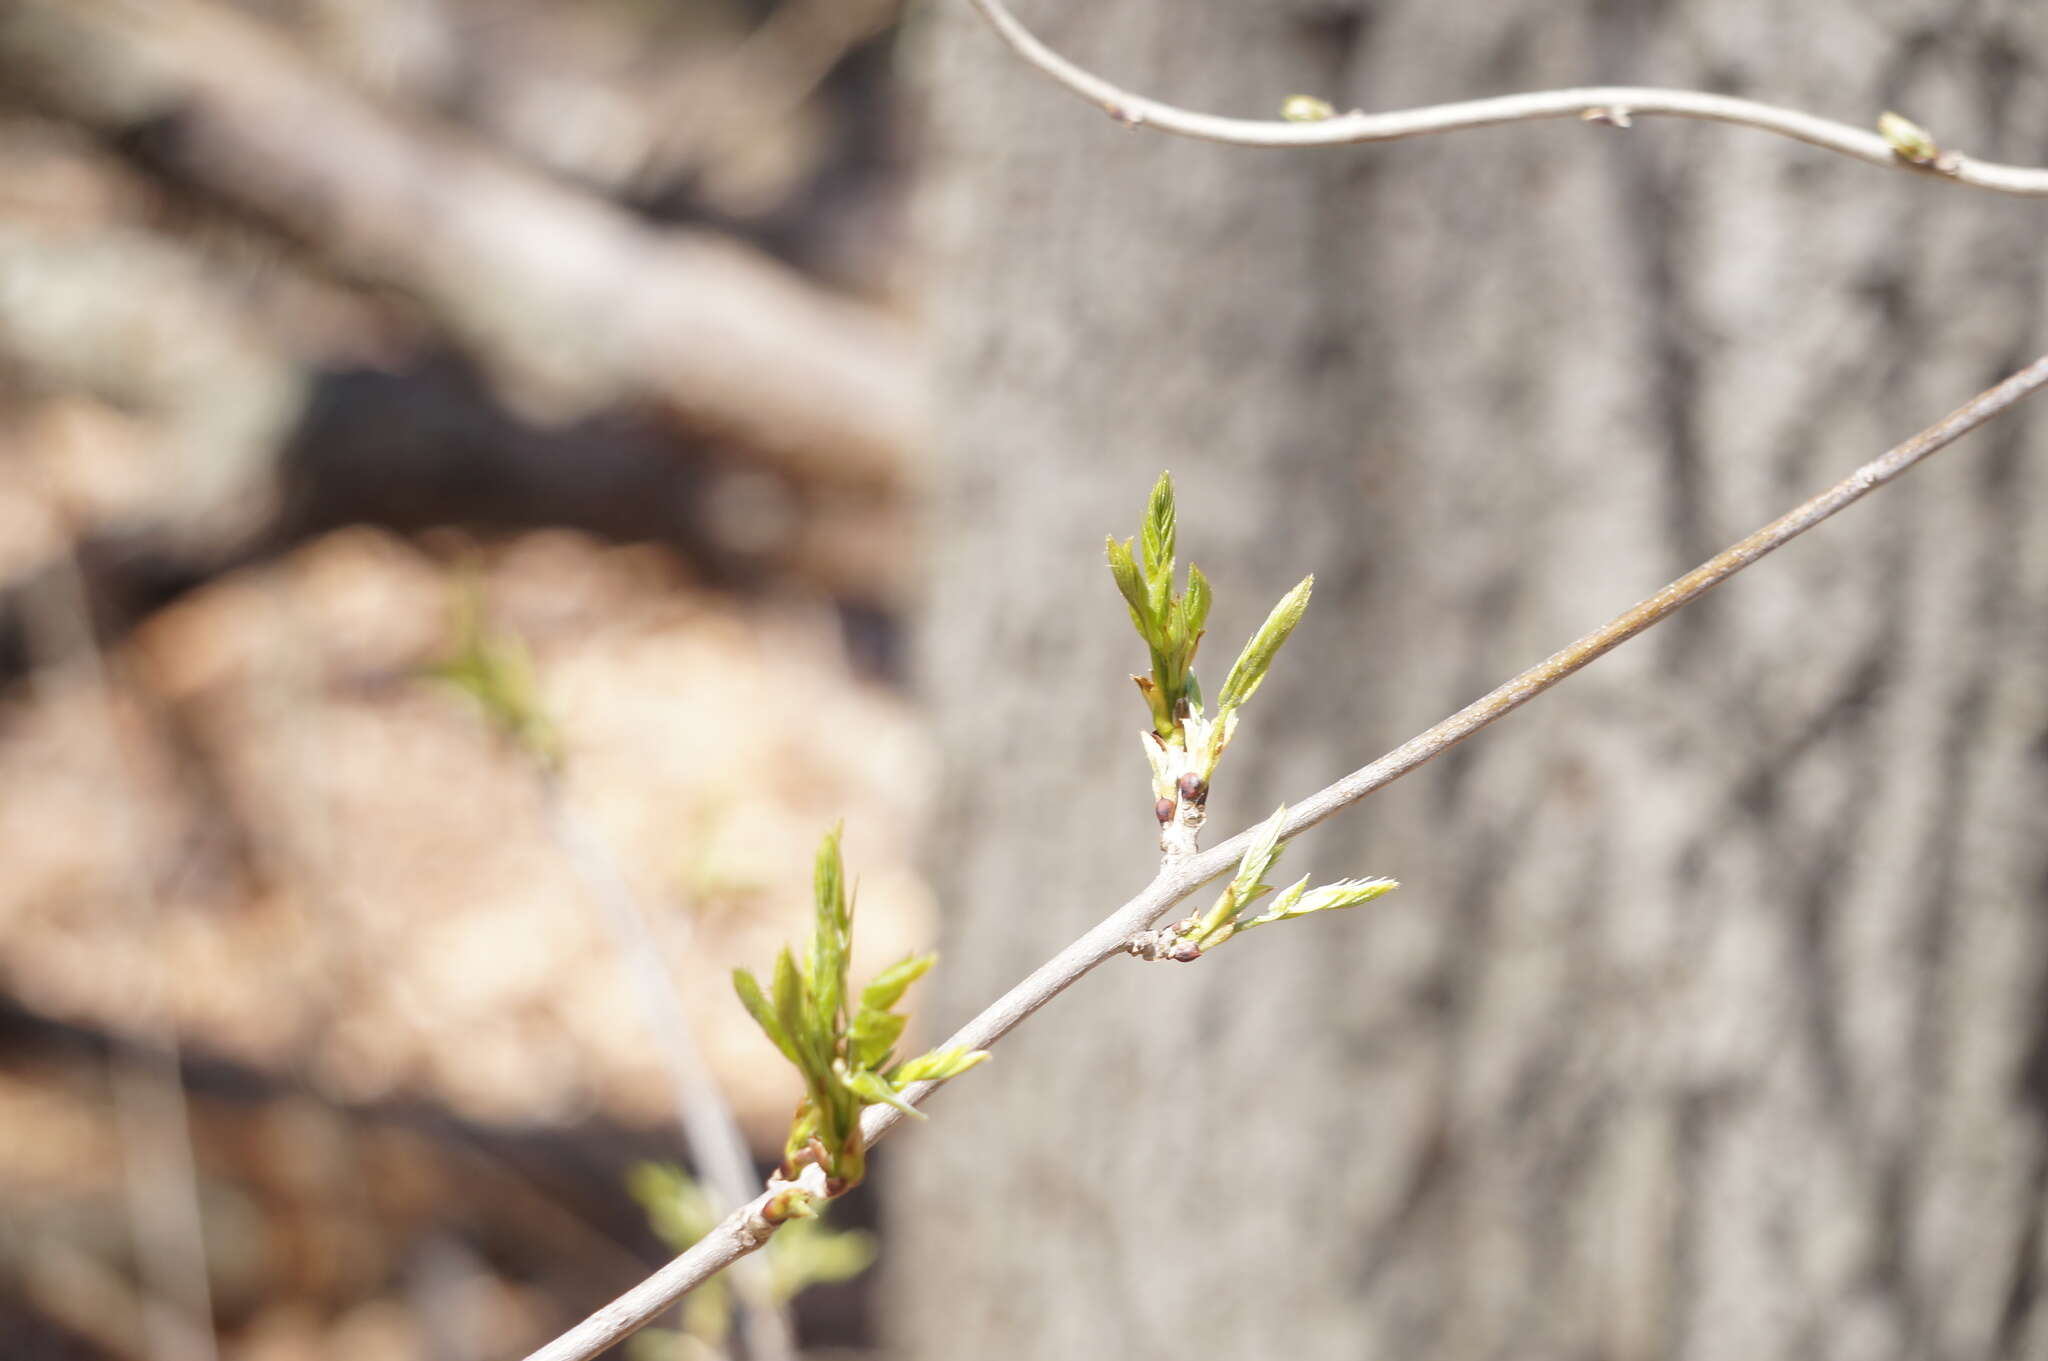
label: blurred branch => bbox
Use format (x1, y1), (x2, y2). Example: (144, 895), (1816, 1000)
(538, 775), (796, 1361)
(644, 0), (901, 190)
(19, 545), (219, 1361)
(523, 352), (2048, 1361)
(0, 224), (303, 555)
(964, 0), (2048, 195)
(0, 0), (921, 489)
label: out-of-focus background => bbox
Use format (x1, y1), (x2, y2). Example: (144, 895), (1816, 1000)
(5, 2), (2048, 1360)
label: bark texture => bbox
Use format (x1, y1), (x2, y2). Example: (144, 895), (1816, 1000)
(895, 3), (2048, 1359)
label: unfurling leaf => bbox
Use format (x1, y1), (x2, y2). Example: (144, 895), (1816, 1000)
(1141, 470), (1177, 585)
(860, 952), (936, 1014)
(771, 947), (809, 1058)
(1183, 562), (1212, 639)
(1106, 536), (1153, 637)
(734, 968), (799, 1064)
(892, 1045), (992, 1084)
(1218, 574), (1313, 713)
(1228, 805), (1288, 905)
(1240, 876), (1400, 931)
(1281, 94), (1337, 122)
(810, 826), (851, 1033)
(844, 1068), (923, 1119)
(849, 1008), (908, 1070)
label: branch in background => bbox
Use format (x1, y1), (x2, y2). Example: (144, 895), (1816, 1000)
(430, 592), (794, 1358)
(18, 546), (220, 1361)
(540, 779), (797, 1361)
(523, 351), (2048, 1361)
(0, 0), (921, 491)
(964, 0), (2048, 195)
(644, 0), (903, 197)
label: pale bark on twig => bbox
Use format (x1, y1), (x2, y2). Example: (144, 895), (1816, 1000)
(963, 0), (2048, 194)
(522, 352), (2048, 1361)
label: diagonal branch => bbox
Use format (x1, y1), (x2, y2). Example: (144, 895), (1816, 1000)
(520, 353), (2048, 1361)
(964, 0), (2048, 196)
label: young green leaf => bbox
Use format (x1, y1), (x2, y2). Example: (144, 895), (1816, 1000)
(1217, 574), (1313, 713)
(891, 1045), (992, 1084)
(1230, 805), (1287, 902)
(810, 828), (850, 1034)
(771, 947), (808, 1058)
(1182, 562), (1212, 642)
(1140, 470), (1177, 585)
(849, 1008), (908, 1070)
(860, 952), (936, 1014)
(1106, 536), (1154, 639)
(733, 968), (800, 1064)
(1240, 876), (1400, 931)
(1192, 805), (1289, 945)
(844, 1068), (924, 1119)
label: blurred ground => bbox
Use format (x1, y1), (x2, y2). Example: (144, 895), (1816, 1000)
(0, 0), (927, 1356)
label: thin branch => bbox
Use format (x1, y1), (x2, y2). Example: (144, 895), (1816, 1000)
(21, 547), (219, 1361)
(521, 353), (2048, 1361)
(964, 0), (2048, 196)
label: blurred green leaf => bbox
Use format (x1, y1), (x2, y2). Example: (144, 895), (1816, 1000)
(427, 576), (559, 765)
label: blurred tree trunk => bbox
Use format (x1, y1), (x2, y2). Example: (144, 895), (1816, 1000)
(895, 3), (2048, 1359)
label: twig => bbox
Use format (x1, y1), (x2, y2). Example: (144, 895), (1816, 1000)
(20, 546), (220, 1361)
(521, 353), (2048, 1361)
(964, 0), (2048, 196)
(539, 775), (796, 1361)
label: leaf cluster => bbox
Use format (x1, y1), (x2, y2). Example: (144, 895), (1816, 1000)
(732, 827), (987, 1193)
(1107, 472), (1312, 785)
(1106, 471), (1210, 741)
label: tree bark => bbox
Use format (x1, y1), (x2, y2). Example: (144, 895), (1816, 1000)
(896, 3), (2048, 1359)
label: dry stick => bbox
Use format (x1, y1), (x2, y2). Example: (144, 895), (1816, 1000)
(539, 775), (796, 1361)
(523, 353), (2048, 1361)
(964, 0), (2048, 196)
(21, 551), (220, 1361)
